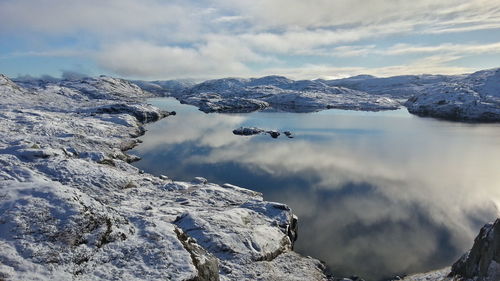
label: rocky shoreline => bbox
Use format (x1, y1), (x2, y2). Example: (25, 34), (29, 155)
(0, 75), (326, 280)
(0, 74), (498, 281)
(143, 68), (500, 123)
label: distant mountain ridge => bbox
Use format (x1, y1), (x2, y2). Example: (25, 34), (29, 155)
(133, 68), (500, 122)
(10, 67), (500, 122)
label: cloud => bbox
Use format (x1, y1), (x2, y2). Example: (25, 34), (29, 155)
(0, 0), (186, 35)
(0, 49), (90, 59)
(386, 42), (500, 56)
(237, 23), (413, 54)
(95, 39), (268, 79)
(1, 0), (499, 79)
(133, 108), (500, 278)
(212, 15), (246, 23)
(251, 59), (472, 80)
(214, 0), (500, 32)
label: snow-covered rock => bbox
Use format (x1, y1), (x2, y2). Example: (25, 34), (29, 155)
(132, 79), (197, 96)
(145, 68), (499, 121)
(232, 127), (265, 136)
(170, 76), (401, 113)
(449, 219), (500, 281)
(232, 127), (293, 139)
(399, 218), (500, 281)
(0, 75), (328, 281)
(404, 69), (500, 122)
(400, 268), (451, 281)
(325, 74), (453, 100)
(324, 68), (500, 122)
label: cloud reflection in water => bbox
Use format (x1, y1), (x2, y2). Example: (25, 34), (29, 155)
(132, 98), (500, 280)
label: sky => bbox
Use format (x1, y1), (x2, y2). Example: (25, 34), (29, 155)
(1, 0), (500, 80)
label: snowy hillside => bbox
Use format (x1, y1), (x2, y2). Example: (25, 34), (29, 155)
(169, 76), (401, 113)
(404, 69), (500, 122)
(0, 75), (328, 281)
(1, 73), (498, 280)
(325, 74), (455, 99)
(132, 79), (197, 96)
(138, 68), (500, 122)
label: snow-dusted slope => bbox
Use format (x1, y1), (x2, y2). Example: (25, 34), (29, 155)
(325, 69), (500, 122)
(170, 76), (401, 113)
(143, 68), (499, 121)
(404, 69), (500, 122)
(132, 79), (197, 96)
(325, 74), (454, 99)
(0, 75), (327, 281)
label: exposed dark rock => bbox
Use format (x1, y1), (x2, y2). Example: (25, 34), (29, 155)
(232, 127), (264, 136)
(119, 139), (142, 151)
(174, 227), (220, 281)
(449, 219), (500, 280)
(192, 177), (208, 185)
(255, 236), (292, 262)
(129, 126), (146, 138)
(288, 214), (299, 247)
(267, 130), (280, 138)
(232, 127), (293, 139)
(93, 103), (171, 123)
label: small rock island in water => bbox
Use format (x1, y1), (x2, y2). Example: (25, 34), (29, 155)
(232, 127), (294, 139)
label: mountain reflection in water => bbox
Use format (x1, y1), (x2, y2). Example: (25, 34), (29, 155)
(131, 98), (500, 280)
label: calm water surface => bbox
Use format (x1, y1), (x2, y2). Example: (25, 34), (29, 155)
(131, 97), (500, 280)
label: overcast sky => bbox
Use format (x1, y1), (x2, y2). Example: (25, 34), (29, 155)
(1, 0), (500, 80)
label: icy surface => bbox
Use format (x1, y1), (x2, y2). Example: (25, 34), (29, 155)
(0, 75), (327, 280)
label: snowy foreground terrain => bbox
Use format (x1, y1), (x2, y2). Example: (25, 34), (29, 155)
(140, 68), (500, 122)
(0, 73), (499, 281)
(0, 75), (325, 280)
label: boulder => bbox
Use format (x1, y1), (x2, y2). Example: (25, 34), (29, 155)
(449, 219), (500, 280)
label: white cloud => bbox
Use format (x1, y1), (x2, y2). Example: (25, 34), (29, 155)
(214, 0), (500, 31)
(212, 15), (246, 23)
(255, 57), (473, 80)
(95, 39), (268, 79)
(386, 42), (500, 55)
(1, 0), (499, 79)
(135, 108), (500, 277)
(0, 49), (89, 59)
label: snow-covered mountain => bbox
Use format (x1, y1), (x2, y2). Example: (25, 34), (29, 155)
(404, 69), (500, 122)
(137, 68), (500, 122)
(325, 74), (455, 99)
(169, 76), (401, 113)
(15, 75), (153, 101)
(131, 79), (197, 96)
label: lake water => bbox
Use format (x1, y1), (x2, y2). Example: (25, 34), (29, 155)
(131, 97), (500, 280)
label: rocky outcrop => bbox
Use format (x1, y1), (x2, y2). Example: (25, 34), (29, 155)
(92, 103), (171, 123)
(169, 76), (400, 113)
(140, 68), (500, 122)
(404, 84), (500, 122)
(232, 127), (294, 139)
(0, 74), (328, 281)
(449, 219), (500, 281)
(174, 227), (220, 281)
(400, 219), (500, 281)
